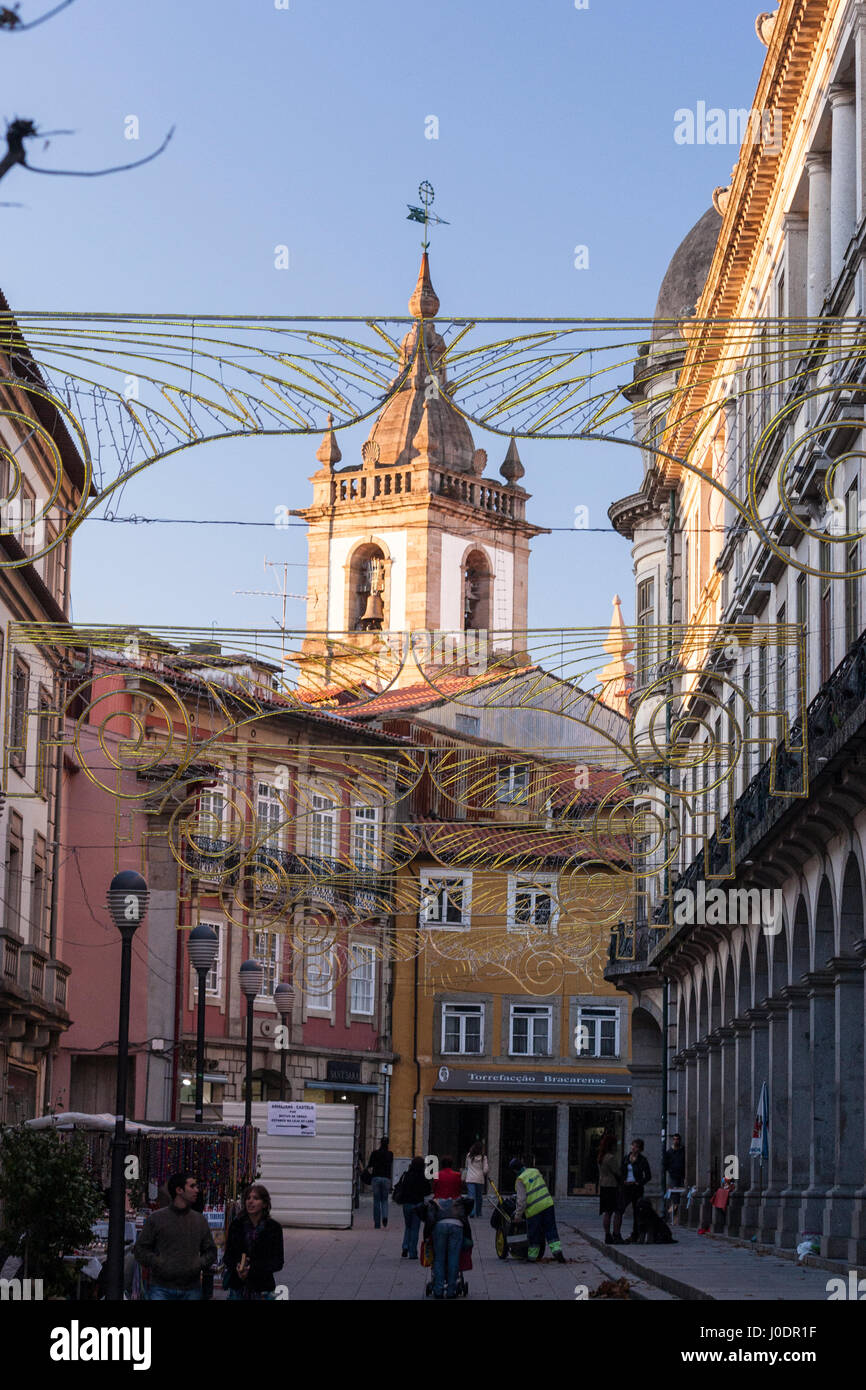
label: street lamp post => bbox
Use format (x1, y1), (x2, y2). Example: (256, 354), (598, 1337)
(274, 981), (294, 1101)
(105, 870), (149, 1302)
(239, 959), (264, 1127)
(187, 925), (219, 1125)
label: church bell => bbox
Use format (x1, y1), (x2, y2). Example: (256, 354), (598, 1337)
(359, 590), (385, 628)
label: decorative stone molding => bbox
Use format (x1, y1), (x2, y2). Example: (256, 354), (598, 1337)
(755, 6), (779, 47)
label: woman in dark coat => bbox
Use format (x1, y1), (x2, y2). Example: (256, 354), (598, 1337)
(399, 1156), (432, 1259)
(224, 1184), (285, 1300)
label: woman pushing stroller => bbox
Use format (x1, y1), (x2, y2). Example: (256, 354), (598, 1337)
(415, 1169), (473, 1299)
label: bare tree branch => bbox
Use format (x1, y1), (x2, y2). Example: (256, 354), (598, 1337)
(0, 1), (78, 31)
(0, 119), (175, 182)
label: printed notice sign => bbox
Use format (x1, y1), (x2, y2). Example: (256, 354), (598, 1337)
(267, 1101), (316, 1136)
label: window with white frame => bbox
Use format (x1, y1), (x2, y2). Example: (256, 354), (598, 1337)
(351, 803), (379, 870)
(510, 1004), (552, 1057)
(196, 781), (227, 854)
(305, 941), (334, 1010)
(310, 792), (337, 859)
(254, 930), (280, 997)
(420, 871), (472, 928)
(203, 924), (222, 996)
(348, 942), (376, 1015)
(508, 874), (557, 931)
(257, 782), (283, 848)
(442, 1001), (484, 1054)
(496, 763), (531, 804)
(575, 1005), (620, 1059)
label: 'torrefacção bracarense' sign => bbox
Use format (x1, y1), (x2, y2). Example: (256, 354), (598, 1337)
(433, 1065), (631, 1094)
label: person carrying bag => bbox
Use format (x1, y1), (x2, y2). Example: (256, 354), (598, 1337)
(463, 1142), (489, 1219)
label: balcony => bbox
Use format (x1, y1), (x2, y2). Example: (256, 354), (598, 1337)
(605, 921), (668, 981)
(645, 624), (866, 950)
(188, 838), (394, 912)
(0, 931), (70, 1046)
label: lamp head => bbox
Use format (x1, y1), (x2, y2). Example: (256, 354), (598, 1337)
(107, 870), (149, 935)
(273, 981), (295, 1017)
(188, 922), (219, 971)
(239, 958), (264, 999)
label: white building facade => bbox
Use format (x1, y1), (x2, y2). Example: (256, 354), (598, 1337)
(608, 0), (866, 1262)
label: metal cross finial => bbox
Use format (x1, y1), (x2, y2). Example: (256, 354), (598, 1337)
(406, 180), (450, 251)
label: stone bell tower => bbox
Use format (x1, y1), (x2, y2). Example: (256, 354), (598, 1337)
(296, 254), (548, 689)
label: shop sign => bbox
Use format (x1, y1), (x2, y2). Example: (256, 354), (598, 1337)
(326, 1060), (362, 1084)
(433, 1065), (631, 1095)
(267, 1101), (316, 1135)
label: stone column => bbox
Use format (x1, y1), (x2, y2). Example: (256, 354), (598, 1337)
(776, 985), (811, 1248)
(738, 1007), (769, 1237)
(852, 940), (866, 1266)
(856, 14), (866, 224)
(717, 1024), (736, 1179)
(693, 1040), (710, 1227)
(487, 1102), (501, 1188)
(726, 1017), (754, 1236)
(699, 1031), (723, 1228)
(783, 212), (809, 322)
(758, 997), (788, 1243)
(798, 970), (835, 1240)
(630, 1061), (663, 1193)
(806, 151), (832, 318)
(681, 1045), (699, 1226)
(555, 1102), (570, 1199)
(823, 957), (865, 1259)
(830, 85), (857, 283)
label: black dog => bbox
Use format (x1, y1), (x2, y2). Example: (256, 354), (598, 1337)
(634, 1197), (676, 1244)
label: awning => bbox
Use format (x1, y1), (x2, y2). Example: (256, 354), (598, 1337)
(304, 1081), (379, 1094)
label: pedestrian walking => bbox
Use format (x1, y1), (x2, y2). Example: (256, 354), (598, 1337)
(432, 1154), (463, 1200)
(367, 1136), (394, 1229)
(396, 1156), (431, 1259)
(510, 1157), (565, 1262)
(419, 1192), (472, 1298)
(620, 1138), (651, 1242)
(662, 1132), (686, 1225)
(133, 1172), (217, 1301)
(463, 1141), (489, 1219)
(223, 1184), (285, 1301)
(597, 1130), (624, 1244)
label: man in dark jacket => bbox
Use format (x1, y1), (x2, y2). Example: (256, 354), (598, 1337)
(134, 1172), (217, 1300)
(662, 1133), (686, 1224)
(620, 1139), (652, 1243)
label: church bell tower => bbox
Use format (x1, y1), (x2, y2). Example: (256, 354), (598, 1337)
(297, 254), (548, 690)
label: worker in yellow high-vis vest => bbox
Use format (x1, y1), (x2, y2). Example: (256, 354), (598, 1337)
(510, 1158), (566, 1262)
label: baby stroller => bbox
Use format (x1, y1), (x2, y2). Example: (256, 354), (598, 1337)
(488, 1182), (546, 1262)
(421, 1238), (471, 1298)
(420, 1197), (472, 1298)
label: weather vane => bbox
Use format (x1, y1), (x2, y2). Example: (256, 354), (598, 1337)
(406, 180), (449, 251)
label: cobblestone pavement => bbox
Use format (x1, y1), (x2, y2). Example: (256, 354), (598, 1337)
(565, 1199), (841, 1301)
(218, 1197), (848, 1302)
(216, 1196), (672, 1302)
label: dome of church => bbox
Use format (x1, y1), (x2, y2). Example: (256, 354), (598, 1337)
(652, 206), (722, 339)
(360, 254), (477, 472)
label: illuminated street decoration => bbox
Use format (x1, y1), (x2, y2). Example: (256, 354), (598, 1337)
(0, 309), (863, 581)
(3, 619), (807, 992)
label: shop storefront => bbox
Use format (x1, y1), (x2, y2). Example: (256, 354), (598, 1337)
(428, 1066), (631, 1198)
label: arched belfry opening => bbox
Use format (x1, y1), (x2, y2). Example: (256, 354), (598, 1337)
(349, 543), (387, 631)
(463, 549), (491, 631)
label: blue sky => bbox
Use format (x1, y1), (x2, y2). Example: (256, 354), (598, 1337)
(1, 0), (767, 637)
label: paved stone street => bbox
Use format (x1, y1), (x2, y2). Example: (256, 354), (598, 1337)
(216, 1196), (671, 1302)
(220, 1197), (850, 1302)
(566, 1200), (844, 1302)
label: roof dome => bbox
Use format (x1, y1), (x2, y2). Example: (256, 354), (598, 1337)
(361, 255), (477, 472)
(652, 206), (722, 338)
